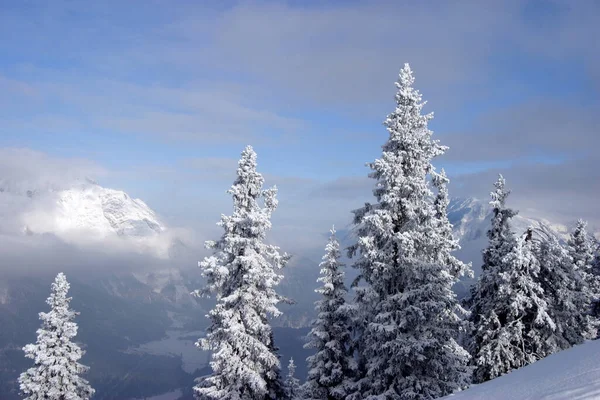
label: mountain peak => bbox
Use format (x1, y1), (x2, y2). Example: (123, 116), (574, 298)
(0, 177), (180, 259)
(23, 183), (167, 239)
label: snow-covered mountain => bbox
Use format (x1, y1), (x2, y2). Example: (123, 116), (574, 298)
(430, 196), (597, 299)
(53, 185), (164, 237)
(440, 339), (600, 400)
(1, 173), (595, 316)
(0, 177), (201, 310)
(0, 177), (181, 258)
(449, 197), (571, 243)
(447, 197), (583, 278)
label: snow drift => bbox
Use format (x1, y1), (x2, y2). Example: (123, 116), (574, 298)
(443, 340), (600, 400)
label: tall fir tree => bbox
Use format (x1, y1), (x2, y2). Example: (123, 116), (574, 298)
(194, 146), (289, 400)
(19, 273), (94, 400)
(469, 176), (554, 383)
(285, 358), (301, 400)
(534, 233), (591, 349)
(347, 64), (471, 400)
(567, 219), (599, 337)
(303, 227), (355, 400)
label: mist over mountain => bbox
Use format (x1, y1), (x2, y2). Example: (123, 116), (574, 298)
(2, 176), (591, 311)
(0, 176), (596, 399)
(0, 176), (184, 257)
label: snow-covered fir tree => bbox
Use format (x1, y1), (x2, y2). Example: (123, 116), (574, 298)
(468, 176), (518, 382)
(347, 63), (471, 400)
(469, 176), (554, 383)
(594, 247), (600, 277)
(19, 272), (94, 400)
(569, 220), (596, 273)
(567, 219), (599, 337)
(501, 232), (555, 357)
(534, 232), (591, 349)
(194, 146), (290, 400)
(431, 168), (474, 361)
(303, 227), (355, 400)
(285, 358), (301, 400)
(432, 169), (473, 280)
(592, 244), (600, 321)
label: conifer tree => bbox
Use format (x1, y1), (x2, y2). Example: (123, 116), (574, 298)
(592, 244), (600, 322)
(303, 227), (355, 400)
(569, 220), (595, 273)
(285, 358), (301, 400)
(535, 233), (590, 349)
(194, 146), (289, 400)
(567, 219), (599, 337)
(347, 64), (471, 399)
(593, 247), (600, 277)
(19, 273), (94, 400)
(432, 169), (473, 280)
(469, 176), (554, 383)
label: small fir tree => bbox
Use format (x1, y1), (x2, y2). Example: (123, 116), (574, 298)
(19, 273), (94, 400)
(469, 176), (554, 383)
(592, 243), (600, 322)
(535, 233), (591, 349)
(469, 175), (518, 382)
(194, 146), (289, 400)
(303, 227), (355, 400)
(567, 219), (599, 337)
(501, 232), (555, 358)
(285, 358), (301, 400)
(568, 220), (595, 273)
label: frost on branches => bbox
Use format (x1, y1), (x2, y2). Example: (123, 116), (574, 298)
(432, 169), (474, 281)
(469, 176), (554, 383)
(303, 227), (355, 400)
(567, 220), (599, 337)
(18, 273), (94, 400)
(285, 358), (301, 400)
(535, 233), (591, 349)
(569, 220), (595, 274)
(593, 240), (600, 321)
(347, 64), (471, 400)
(194, 146), (290, 400)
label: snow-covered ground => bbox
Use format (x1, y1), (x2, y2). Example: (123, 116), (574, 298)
(443, 340), (600, 400)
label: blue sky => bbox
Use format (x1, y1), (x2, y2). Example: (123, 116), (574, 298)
(0, 0), (598, 255)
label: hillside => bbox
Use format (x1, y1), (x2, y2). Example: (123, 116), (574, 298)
(442, 340), (600, 400)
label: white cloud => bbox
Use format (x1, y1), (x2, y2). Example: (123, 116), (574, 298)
(1, 1), (599, 263)
(0, 148), (107, 193)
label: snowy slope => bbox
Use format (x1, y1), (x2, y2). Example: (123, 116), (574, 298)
(442, 340), (600, 400)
